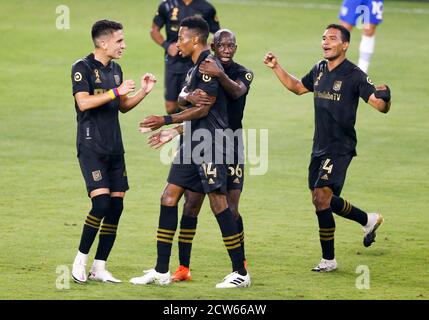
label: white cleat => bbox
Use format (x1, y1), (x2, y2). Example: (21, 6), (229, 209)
(363, 213), (384, 247)
(129, 269), (171, 286)
(72, 263), (87, 284)
(311, 258), (337, 272)
(88, 269), (122, 283)
(215, 271), (251, 288)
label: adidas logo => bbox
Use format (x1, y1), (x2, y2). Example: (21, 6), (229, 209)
(233, 178), (240, 184)
(321, 174), (329, 181)
(208, 178), (215, 185)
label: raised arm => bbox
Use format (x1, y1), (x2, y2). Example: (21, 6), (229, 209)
(264, 52), (309, 95)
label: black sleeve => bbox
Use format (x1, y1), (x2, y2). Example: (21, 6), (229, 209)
(71, 61), (90, 95)
(196, 72), (218, 97)
(301, 64), (318, 92)
(153, 1), (167, 28)
(236, 68), (254, 93)
(206, 5), (220, 33)
(357, 71), (376, 103)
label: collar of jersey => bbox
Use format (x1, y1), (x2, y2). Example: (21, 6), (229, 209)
(324, 58), (349, 75)
(87, 53), (113, 70)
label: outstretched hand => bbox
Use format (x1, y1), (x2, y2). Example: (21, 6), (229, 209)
(147, 128), (179, 149)
(139, 115), (164, 132)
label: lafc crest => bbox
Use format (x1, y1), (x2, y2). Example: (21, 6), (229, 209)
(202, 74), (211, 82)
(114, 75), (121, 85)
(333, 81), (342, 91)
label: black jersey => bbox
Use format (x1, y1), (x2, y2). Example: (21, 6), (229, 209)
(71, 53), (124, 156)
(153, 0), (220, 73)
(224, 62), (253, 131)
(301, 59), (375, 157)
(181, 50), (229, 161)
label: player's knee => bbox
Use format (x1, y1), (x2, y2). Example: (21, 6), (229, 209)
(183, 200), (200, 218)
(208, 194), (228, 215)
(91, 194), (111, 218)
(161, 191), (179, 207)
(312, 189), (331, 211)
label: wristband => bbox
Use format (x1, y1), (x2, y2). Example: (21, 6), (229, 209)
(108, 88), (120, 100)
(161, 41), (170, 51)
(374, 85), (391, 103)
(163, 115), (173, 125)
(108, 89), (116, 100)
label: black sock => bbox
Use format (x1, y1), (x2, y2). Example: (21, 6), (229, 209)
(78, 194), (110, 254)
(178, 215), (198, 268)
(331, 196), (368, 226)
(236, 215), (246, 261)
(95, 197), (123, 261)
(155, 205), (178, 273)
(316, 208), (335, 260)
(215, 208), (246, 276)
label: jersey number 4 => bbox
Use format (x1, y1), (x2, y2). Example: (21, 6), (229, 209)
(322, 159), (333, 174)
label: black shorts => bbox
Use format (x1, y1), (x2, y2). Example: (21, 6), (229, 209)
(308, 154), (353, 196)
(164, 68), (187, 102)
(227, 164), (244, 191)
(167, 162), (227, 194)
(78, 145), (129, 195)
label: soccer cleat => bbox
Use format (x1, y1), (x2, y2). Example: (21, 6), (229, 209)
(363, 213), (384, 247)
(88, 269), (122, 283)
(129, 269), (171, 286)
(72, 263), (87, 284)
(171, 265), (192, 282)
(215, 271), (251, 288)
(311, 258), (337, 272)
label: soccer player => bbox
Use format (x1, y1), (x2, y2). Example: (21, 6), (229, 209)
(339, 0), (384, 73)
(71, 20), (156, 283)
(151, 0), (220, 114)
(264, 24), (391, 272)
(146, 29), (253, 282)
(130, 17), (250, 288)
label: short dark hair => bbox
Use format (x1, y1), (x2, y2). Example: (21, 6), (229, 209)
(326, 23), (350, 43)
(180, 16), (209, 43)
(91, 19), (123, 46)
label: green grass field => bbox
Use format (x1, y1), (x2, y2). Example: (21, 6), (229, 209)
(1, 0), (428, 300)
